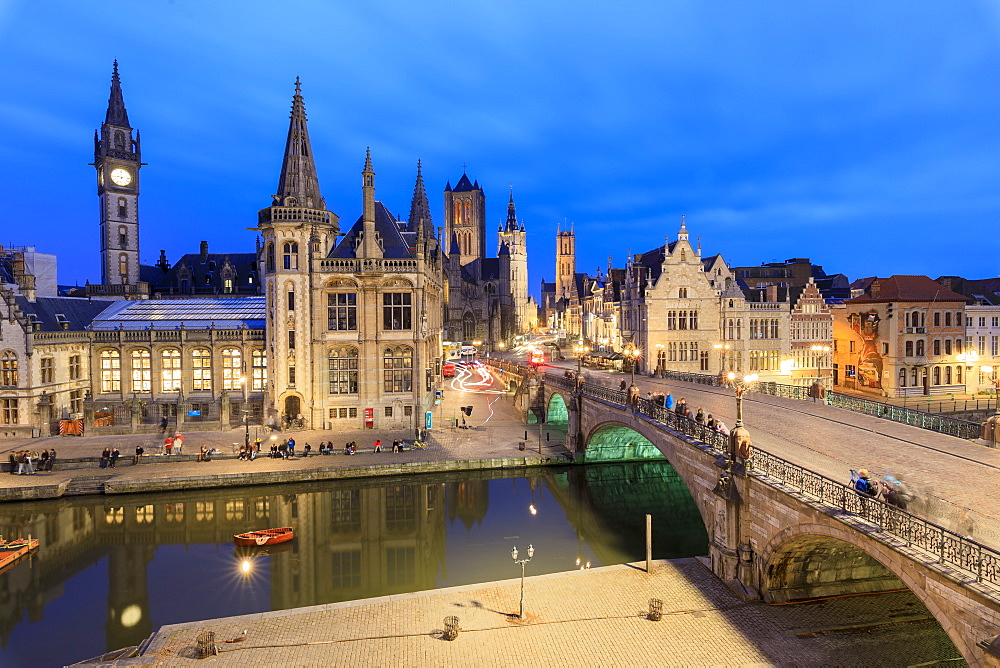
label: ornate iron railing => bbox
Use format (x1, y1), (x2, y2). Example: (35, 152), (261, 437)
(657, 369), (981, 440)
(489, 359), (1000, 588)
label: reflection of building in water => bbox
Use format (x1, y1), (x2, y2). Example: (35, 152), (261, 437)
(542, 462), (709, 565)
(0, 481), (449, 651)
(446, 480), (489, 531)
(268, 482), (448, 610)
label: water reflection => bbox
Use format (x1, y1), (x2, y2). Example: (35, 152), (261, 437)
(0, 462), (706, 666)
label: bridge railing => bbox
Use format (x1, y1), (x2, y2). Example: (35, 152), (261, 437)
(656, 369), (981, 440)
(504, 361), (1000, 588)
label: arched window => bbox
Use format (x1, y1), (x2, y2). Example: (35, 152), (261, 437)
(911, 369), (918, 386)
(192, 349), (212, 391)
(656, 350), (666, 369)
(266, 243), (275, 273)
(945, 366), (952, 384)
(161, 349), (181, 392)
(736, 319), (742, 339)
(957, 366), (963, 384)
(0, 351), (18, 387)
(119, 254), (129, 282)
(916, 340), (925, 356)
(898, 368), (907, 387)
(221, 348), (242, 390)
(932, 366), (940, 385)
(678, 287), (687, 298)
(100, 350), (120, 393)
(905, 341), (913, 357)
(283, 242), (299, 270)
(462, 312), (475, 340)
(944, 339), (952, 355)
(251, 350), (267, 392)
(118, 199), (128, 221)
(933, 339), (941, 356)
(383, 346), (413, 393)
(130, 349), (151, 392)
(328, 347), (359, 395)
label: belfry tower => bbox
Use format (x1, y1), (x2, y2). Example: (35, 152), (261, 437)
(257, 78), (338, 423)
(498, 189), (530, 337)
(556, 223), (576, 300)
(94, 61), (142, 289)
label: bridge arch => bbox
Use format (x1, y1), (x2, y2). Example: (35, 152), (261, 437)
(759, 523), (967, 659)
(546, 392), (569, 425)
(584, 423), (664, 462)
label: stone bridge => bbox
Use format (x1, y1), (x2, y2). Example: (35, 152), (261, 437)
(490, 360), (1000, 666)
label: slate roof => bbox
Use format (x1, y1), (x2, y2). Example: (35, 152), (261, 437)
(848, 276), (969, 304)
(89, 298), (266, 330)
(330, 202), (414, 259)
(935, 276), (1000, 306)
(480, 258), (500, 281)
(451, 173), (478, 192)
(14, 296), (116, 332)
(147, 251), (260, 296)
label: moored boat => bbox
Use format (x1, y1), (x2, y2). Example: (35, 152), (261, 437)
(0, 538), (40, 575)
(233, 527), (294, 547)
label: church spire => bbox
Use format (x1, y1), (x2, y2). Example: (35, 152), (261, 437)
(105, 60), (130, 127)
(504, 187), (518, 232)
(407, 159), (433, 237)
(274, 77), (323, 209)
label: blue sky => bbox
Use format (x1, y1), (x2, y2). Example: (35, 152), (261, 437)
(2, 0), (999, 293)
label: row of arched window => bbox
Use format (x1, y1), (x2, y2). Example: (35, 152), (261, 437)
(265, 242), (299, 273)
(0, 350), (17, 387)
(98, 349), (266, 394)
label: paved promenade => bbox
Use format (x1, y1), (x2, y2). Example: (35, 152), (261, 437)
(125, 559), (959, 666)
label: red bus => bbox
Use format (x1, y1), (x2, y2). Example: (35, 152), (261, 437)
(443, 363), (456, 378)
(528, 349), (546, 367)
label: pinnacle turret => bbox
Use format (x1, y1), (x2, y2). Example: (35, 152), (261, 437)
(407, 160), (434, 237)
(504, 187), (518, 232)
(274, 77), (323, 209)
(104, 60), (131, 127)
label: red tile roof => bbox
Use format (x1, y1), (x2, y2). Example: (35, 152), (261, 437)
(848, 275), (968, 304)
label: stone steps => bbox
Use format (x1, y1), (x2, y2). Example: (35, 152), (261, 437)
(64, 473), (117, 496)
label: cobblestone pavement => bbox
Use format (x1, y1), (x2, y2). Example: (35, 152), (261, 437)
(559, 362), (1000, 551)
(137, 559), (962, 667)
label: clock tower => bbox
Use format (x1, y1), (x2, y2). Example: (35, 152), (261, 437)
(94, 60), (142, 287)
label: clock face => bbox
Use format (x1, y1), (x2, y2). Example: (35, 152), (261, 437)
(110, 168), (132, 186)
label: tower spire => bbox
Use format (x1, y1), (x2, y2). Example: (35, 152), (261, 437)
(407, 159), (433, 237)
(105, 60), (130, 127)
(504, 186), (518, 232)
(274, 77), (323, 209)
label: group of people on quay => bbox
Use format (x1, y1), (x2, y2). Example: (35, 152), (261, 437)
(99, 447), (121, 468)
(850, 468), (914, 509)
(8, 449), (55, 475)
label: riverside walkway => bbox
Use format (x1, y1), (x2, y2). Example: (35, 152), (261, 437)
(105, 559), (960, 666)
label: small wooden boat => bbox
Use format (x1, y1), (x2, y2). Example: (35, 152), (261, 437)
(0, 538), (40, 575)
(233, 527), (294, 547)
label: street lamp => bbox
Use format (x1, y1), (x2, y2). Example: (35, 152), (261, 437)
(811, 345), (831, 385)
(727, 372), (760, 428)
(510, 543), (535, 619)
(574, 344), (590, 374)
(714, 344), (731, 383)
(624, 341), (640, 387)
(239, 377), (249, 450)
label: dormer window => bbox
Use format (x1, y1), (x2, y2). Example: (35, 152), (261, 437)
(54, 314), (69, 330)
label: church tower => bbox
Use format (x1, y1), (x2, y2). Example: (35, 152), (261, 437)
(257, 78), (338, 424)
(498, 189), (530, 338)
(556, 224), (576, 300)
(443, 172), (486, 267)
(94, 61), (142, 288)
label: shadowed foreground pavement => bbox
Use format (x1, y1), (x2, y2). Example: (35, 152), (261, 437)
(123, 559), (961, 667)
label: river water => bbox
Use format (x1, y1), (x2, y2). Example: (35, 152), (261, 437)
(0, 462), (707, 667)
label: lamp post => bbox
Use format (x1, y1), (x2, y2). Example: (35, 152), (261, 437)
(654, 343), (664, 376)
(811, 345), (831, 385)
(239, 377), (249, 450)
(624, 341), (640, 387)
(727, 372), (760, 428)
(713, 344), (731, 383)
(574, 344), (589, 374)
(510, 543), (535, 619)
(980, 365), (1000, 448)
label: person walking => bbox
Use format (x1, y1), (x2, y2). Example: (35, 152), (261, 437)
(8, 452), (16, 475)
(287, 437), (295, 457)
(159, 415), (169, 434)
(173, 433), (184, 455)
(164, 436), (174, 456)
